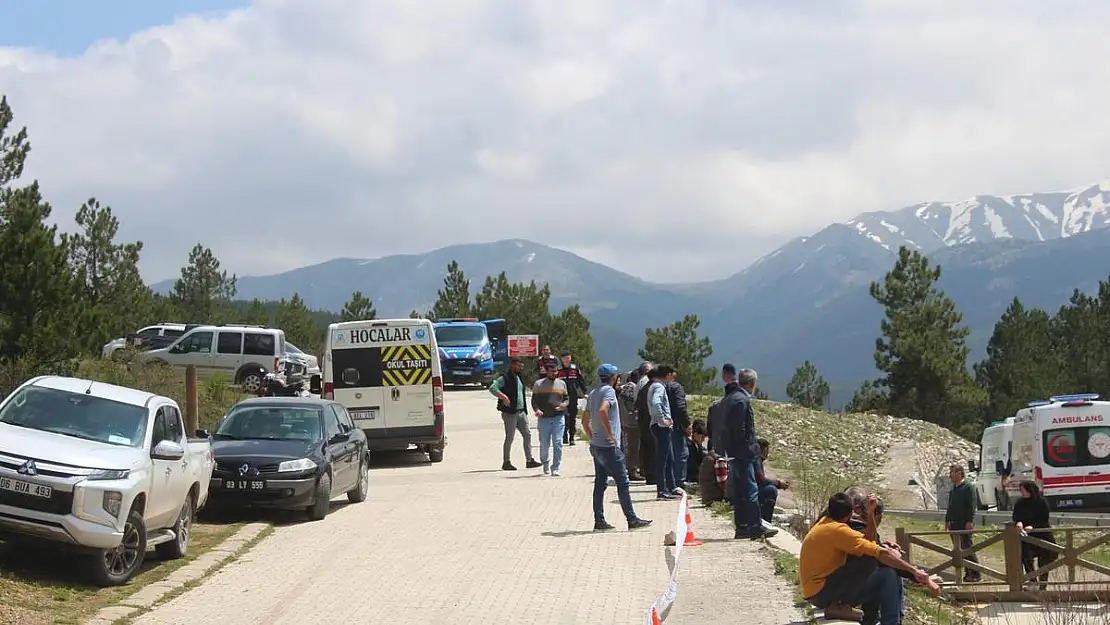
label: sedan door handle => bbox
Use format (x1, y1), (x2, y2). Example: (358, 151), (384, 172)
(1089, 471), (1102, 476)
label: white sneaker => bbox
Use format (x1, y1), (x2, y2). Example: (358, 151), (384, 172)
(552, 469), (560, 476)
(542, 464), (550, 475)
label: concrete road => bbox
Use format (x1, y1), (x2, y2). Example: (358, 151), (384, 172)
(130, 389), (683, 625)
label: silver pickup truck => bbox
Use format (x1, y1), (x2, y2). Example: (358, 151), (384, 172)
(0, 376), (215, 586)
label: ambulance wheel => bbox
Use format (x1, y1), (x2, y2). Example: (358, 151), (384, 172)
(428, 448), (444, 463)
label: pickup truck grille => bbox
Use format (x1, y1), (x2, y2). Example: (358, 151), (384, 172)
(0, 489), (74, 515)
(214, 461), (280, 475)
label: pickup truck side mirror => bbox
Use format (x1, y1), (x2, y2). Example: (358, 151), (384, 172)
(995, 460), (1007, 475)
(194, 428), (210, 439)
(169, 344), (183, 354)
(151, 440), (186, 460)
(968, 460), (979, 473)
(329, 433), (348, 445)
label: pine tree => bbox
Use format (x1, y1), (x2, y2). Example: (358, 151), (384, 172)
(845, 380), (887, 414)
(0, 96), (79, 365)
(275, 293), (322, 350)
(341, 291), (377, 322)
(870, 246), (985, 431)
(974, 297), (1065, 422)
(1051, 288), (1107, 393)
(430, 261), (473, 319)
(786, 360), (830, 409)
(170, 244), (237, 323)
(62, 198), (149, 353)
(638, 314), (715, 393)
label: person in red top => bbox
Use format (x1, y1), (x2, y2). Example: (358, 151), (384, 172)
(557, 349), (589, 446)
(537, 344), (558, 375)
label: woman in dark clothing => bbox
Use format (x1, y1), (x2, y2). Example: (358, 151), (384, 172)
(1012, 480), (1056, 590)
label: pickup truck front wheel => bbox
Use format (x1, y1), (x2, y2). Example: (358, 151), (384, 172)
(88, 509), (147, 587)
(156, 496), (193, 560)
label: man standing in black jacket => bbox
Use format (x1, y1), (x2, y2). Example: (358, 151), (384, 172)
(723, 367), (777, 539)
(665, 370), (690, 490)
(557, 350), (589, 446)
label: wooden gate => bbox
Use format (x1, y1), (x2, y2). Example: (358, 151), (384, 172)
(894, 523), (1110, 602)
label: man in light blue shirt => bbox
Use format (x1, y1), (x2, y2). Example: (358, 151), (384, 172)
(647, 364), (679, 500)
(582, 364), (652, 532)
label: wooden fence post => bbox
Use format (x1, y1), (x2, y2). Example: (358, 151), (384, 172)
(1002, 522), (1023, 592)
(184, 365), (199, 434)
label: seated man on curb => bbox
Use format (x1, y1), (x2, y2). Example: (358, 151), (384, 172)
(844, 489), (916, 624)
(698, 450), (729, 507)
(755, 438), (788, 522)
(799, 492), (939, 623)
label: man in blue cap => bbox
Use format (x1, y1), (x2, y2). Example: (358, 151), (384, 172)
(582, 363), (653, 532)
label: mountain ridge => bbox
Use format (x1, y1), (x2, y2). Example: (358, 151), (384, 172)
(151, 177), (1110, 405)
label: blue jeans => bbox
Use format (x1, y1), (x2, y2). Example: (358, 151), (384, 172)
(650, 425), (677, 494)
(809, 556), (902, 625)
(729, 457), (761, 534)
(537, 416), (565, 470)
(671, 427), (689, 487)
(590, 445), (637, 524)
(759, 483), (779, 522)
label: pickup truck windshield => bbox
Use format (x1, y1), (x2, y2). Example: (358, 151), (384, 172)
(0, 386), (147, 447)
(434, 325), (486, 347)
(216, 406), (322, 441)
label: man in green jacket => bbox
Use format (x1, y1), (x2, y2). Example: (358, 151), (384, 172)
(489, 358), (542, 471)
(945, 463), (981, 582)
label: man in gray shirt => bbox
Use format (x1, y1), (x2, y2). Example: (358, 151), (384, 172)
(583, 364), (652, 532)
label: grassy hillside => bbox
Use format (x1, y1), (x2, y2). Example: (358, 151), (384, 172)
(687, 396), (979, 518)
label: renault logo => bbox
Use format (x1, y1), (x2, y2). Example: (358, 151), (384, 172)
(391, 388), (400, 401)
(238, 463), (251, 476)
(17, 460), (36, 476)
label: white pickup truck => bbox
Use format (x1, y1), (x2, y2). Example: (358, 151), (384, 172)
(0, 376), (215, 586)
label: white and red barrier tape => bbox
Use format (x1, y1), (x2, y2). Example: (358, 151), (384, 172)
(644, 490), (692, 624)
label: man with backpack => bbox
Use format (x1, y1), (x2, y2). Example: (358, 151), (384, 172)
(618, 369), (644, 480)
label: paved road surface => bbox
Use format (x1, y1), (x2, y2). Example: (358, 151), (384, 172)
(131, 389), (675, 624)
(130, 389), (804, 624)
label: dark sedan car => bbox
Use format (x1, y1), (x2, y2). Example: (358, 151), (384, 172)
(207, 397), (369, 520)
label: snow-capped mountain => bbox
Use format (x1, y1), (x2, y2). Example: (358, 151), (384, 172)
(845, 179), (1110, 253)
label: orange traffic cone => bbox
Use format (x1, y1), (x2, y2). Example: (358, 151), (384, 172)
(682, 497), (703, 547)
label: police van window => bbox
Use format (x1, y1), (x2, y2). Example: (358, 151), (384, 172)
(163, 329), (185, 338)
(1043, 427), (1110, 467)
(178, 332), (213, 354)
(136, 327), (161, 338)
(243, 332), (275, 356)
(217, 332), (243, 354)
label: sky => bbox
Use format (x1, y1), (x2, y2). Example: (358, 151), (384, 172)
(1, 1), (1109, 284)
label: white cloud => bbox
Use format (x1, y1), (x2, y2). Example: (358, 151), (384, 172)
(2, 0), (1110, 283)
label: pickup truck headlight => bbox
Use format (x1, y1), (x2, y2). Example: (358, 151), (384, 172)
(277, 458), (317, 473)
(87, 469), (131, 481)
(102, 491), (123, 517)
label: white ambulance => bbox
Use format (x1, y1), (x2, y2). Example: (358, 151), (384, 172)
(1009, 393), (1110, 511)
(322, 319), (445, 463)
